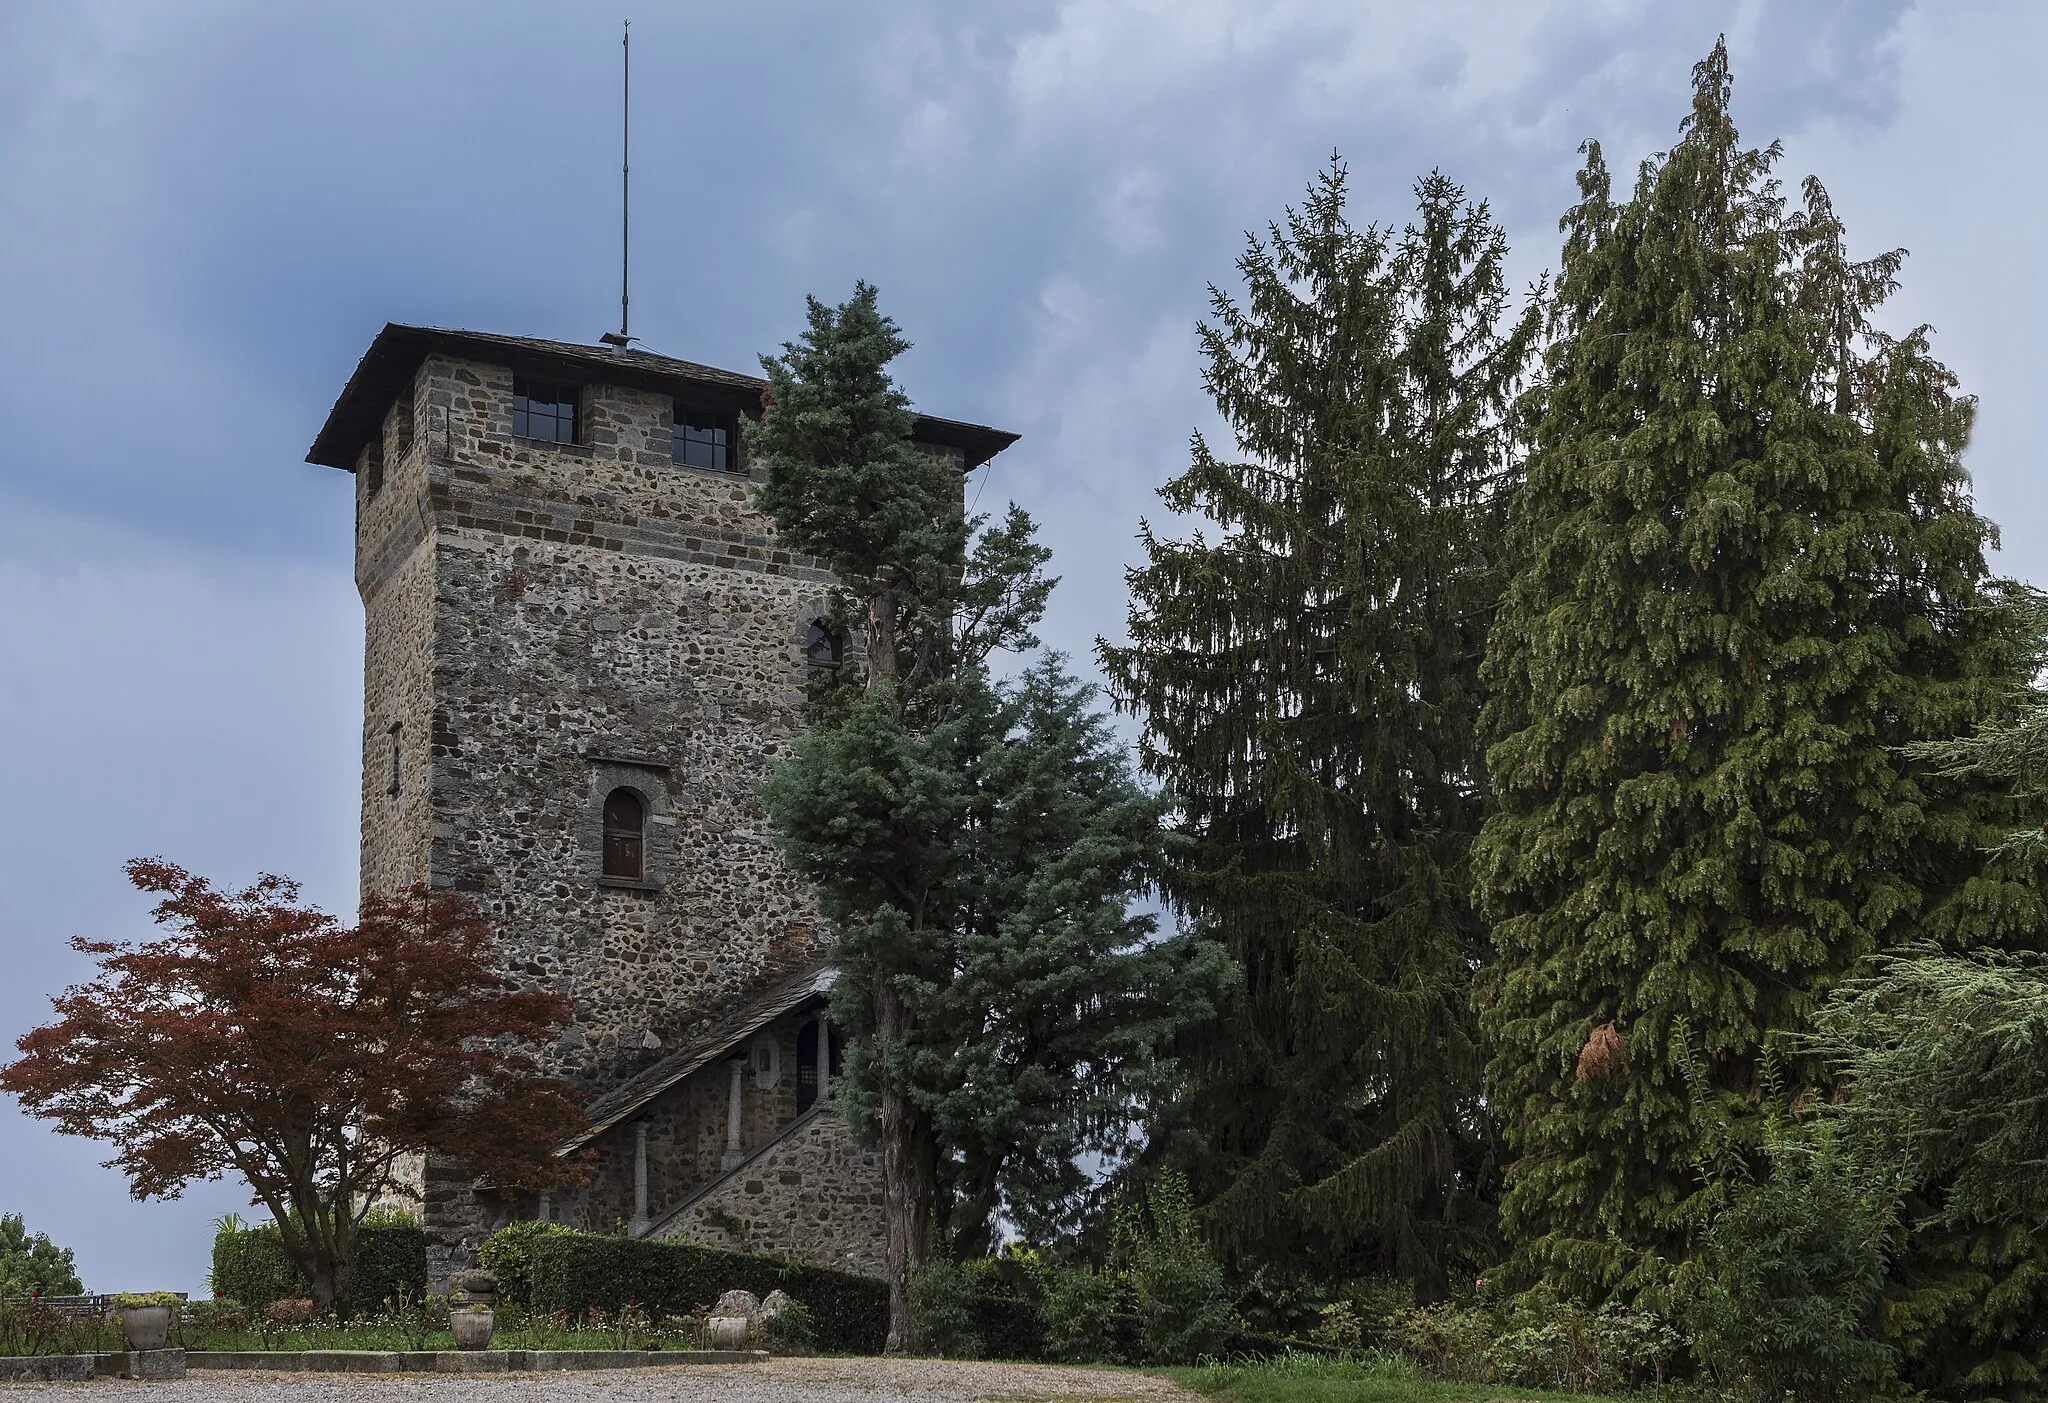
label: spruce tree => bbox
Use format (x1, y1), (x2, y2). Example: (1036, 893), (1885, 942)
(1473, 42), (2029, 1298)
(754, 287), (1224, 1347)
(1103, 162), (1535, 1292)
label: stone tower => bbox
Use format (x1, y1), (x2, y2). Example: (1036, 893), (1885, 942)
(307, 325), (1015, 1274)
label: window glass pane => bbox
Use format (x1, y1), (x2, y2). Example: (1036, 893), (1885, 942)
(514, 379), (579, 442)
(674, 411), (735, 470)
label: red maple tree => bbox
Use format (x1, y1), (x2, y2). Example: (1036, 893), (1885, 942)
(0, 859), (587, 1309)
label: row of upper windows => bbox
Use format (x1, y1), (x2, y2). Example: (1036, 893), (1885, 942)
(513, 376), (738, 473)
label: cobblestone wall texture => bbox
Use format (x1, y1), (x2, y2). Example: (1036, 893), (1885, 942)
(347, 349), (892, 1277)
(656, 1111), (888, 1278)
(558, 1005), (819, 1234)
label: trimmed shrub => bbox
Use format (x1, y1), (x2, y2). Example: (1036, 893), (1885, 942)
(478, 1220), (570, 1306)
(210, 1225), (299, 1313)
(528, 1228), (887, 1354)
(351, 1219), (427, 1315)
(210, 1218), (425, 1317)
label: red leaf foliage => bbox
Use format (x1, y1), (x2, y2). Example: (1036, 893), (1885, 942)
(0, 860), (589, 1304)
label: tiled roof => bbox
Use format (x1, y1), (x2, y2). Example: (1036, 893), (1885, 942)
(558, 963), (838, 1155)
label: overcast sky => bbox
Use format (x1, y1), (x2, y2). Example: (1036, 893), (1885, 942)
(2, 0), (2042, 1297)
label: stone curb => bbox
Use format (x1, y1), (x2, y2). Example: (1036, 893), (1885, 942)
(0, 1350), (186, 1382)
(185, 1348), (767, 1372)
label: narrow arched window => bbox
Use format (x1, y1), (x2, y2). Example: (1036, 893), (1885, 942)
(602, 788), (645, 879)
(804, 620), (843, 677)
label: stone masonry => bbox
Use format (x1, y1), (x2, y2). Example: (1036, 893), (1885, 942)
(317, 325), (1014, 1279)
(654, 1112), (888, 1278)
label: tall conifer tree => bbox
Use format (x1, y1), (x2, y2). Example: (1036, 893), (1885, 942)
(1473, 43), (2031, 1297)
(755, 287), (1225, 1349)
(1103, 164), (1535, 1291)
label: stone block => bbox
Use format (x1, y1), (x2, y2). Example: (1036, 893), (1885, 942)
(0, 1355), (94, 1382)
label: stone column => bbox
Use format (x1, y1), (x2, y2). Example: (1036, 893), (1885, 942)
(629, 1122), (650, 1237)
(537, 1192), (552, 1224)
(722, 1058), (746, 1170)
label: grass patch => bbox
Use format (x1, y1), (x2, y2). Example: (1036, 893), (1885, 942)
(1169, 1350), (1642, 1403)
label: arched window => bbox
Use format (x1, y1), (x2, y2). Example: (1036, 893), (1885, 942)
(804, 620), (843, 676)
(602, 788), (645, 879)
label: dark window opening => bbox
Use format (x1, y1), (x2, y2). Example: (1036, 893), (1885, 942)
(513, 377), (579, 444)
(602, 787), (645, 879)
(365, 442), (385, 499)
(672, 409), (736, 472)
(795, 1021), (845, 1114)
(805, 620), (844, 676)
(386, 723), (401, 797)
(391, 392), (415, 457)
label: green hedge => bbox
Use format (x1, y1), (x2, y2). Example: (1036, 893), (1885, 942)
(970, 1293), (1048, 1360)
(527, 1229), (887, 1354)
(210, 1221), (426, 1317)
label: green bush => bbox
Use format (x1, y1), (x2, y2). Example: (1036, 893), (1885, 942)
(909, 1259), (982, 1357)
(0, 1213), (84, 1297)
(1115, 1171), (1235, 1364)
(970, 1293), (1048, 1360)
(477, 1220), (570, 1306)
(210, 1217), (425, 1317)
(1044, 1266), (1124, 1363)
(1386, 1303), (1496, 1383)
(767, 1297), (817, 1351)
(210, 1224), (300, 1313)
(527, 1227), (887, 1354)
(1687, 1127), (1897, 1403)
(1384, 1294), (1680, 1393)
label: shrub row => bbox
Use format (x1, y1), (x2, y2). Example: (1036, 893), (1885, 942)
(511, 1227), (888, 1355)
(210, 1221), (426, 1317)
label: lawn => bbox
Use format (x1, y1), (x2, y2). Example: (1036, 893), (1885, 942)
(1170, 1352), (1644, 1403)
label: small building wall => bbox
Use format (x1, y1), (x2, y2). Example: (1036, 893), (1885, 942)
(656, 1112), (887, 1279)
(558, 1005), (819, 1234)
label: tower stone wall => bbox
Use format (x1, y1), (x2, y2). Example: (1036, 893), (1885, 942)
(355, 352), (836, 1094)
(326, 325), (1003, 1280)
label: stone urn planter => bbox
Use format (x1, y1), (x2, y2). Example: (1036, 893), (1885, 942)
(705, 1314), (750, 1350)
(448, 1269), (496, 1349)
(450, 1305), (495, 1350)
(110, 1295), (178, 1351)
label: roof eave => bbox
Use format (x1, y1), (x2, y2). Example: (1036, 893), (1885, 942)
(305, 323), (1019, 472)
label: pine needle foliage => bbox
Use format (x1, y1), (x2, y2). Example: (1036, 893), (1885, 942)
(1810, 946), (2048, 1399)
(1102, 159), (1537, 1293)
(754, 286), (1226, 1349)
(1472, 41), (2031, 1298)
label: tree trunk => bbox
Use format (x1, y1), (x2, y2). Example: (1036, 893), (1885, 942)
(876, 981), (933, 1353)
(868, 580), (899, 693)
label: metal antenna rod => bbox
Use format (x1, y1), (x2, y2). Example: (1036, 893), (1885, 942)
(620, 18), (631, 341)
(600, 20), (638, 349)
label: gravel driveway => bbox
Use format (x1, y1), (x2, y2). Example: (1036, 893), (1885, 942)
(0, 1356), (1199, 1403)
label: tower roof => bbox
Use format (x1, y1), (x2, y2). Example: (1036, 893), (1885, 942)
(305, 323), (1021, 471)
